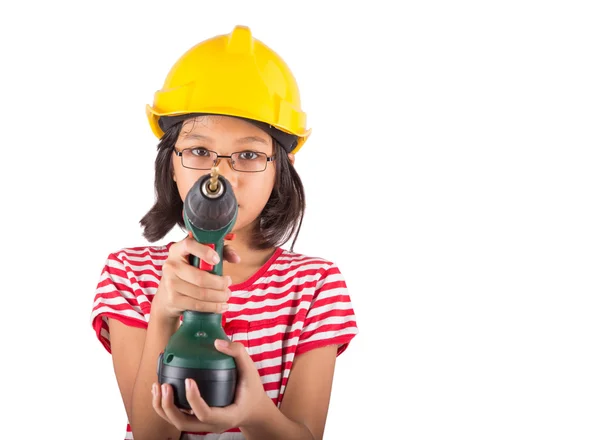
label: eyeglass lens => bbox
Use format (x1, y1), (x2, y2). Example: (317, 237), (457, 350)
(181, 148), (268, 172)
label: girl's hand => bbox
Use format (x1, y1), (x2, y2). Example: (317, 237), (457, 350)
(151, 339), (271, 434)
(152, 232), (241, 322)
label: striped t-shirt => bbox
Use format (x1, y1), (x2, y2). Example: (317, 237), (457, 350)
(90, 241), (359, 440)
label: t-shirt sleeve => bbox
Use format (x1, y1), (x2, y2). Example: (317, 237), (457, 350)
(90, 251), (151, 354)
(296, 262), (359, 357)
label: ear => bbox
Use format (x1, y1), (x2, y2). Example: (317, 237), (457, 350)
(287, 152), (295, 166)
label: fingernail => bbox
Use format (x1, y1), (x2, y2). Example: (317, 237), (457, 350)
(162, 384), (168, 395)
(152, 384), (156, 396)
(185, 379), (191, 391)
(212, 254), (220, 264)
(226, 276), (232, 287)
(215, 339), (229, 348)
(221, 303), (229, 311)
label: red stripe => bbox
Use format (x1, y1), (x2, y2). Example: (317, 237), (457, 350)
(304, 308), (356, 326)
(102, 263), (128, 279)
(248, 329), (302, 347)
(257, 360), (293, 377)
(275, 255), (330, 265)
(262, 265), (326, 278)
(92, 302), (145, 315)
(119, 248), (169, 260)
(227, 297), (311, 318)
(296, 334), (356, 357)
(310, 293), (352, 309)
(136, 279), (160, 289)
(298, 320), (357, 342)
(249, 328), (302, 347)
(250, 275), (319, 292)
(116, 257), (164, 271)
(92, 312), (148, 354)
(319, 280), (347, 292)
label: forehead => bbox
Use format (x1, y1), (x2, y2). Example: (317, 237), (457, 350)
(180, 115), (270, 140)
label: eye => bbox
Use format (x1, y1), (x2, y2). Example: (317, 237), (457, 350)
(190, 147), (211, 157)
(238, 151), (259, 160)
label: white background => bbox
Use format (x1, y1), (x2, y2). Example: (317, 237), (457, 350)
(0, 1), (599, 439)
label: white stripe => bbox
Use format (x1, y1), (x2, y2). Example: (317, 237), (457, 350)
(269, 259), (329, 273)
(250, 339), (288, 354)
(92, 296), (146, 315)
(232, 306), (306, 322)
(93, 295), (140, 308)
(275, 252), (328, 264)
(128, 272), (161, 284)
(245, 321), (304, 340)
(95, 282), (137, 299)
(301, 315), (355, 334)
(260, 372), (283, 384)
(315, 271), (344, 289)
(231, 290), (311, 312)
(312, 284), (349, 302)
(254, 350), (295, 370)
(100, 326), (110, 341)
(121, 260), (164, 274)
(91, 305), (146, 322)
(233, 273), (320, 299)
(119, 247), (167, 257)
(99, 269), (132, 289)
(308, 299), (354, 318)
(300, 327), (358, 344)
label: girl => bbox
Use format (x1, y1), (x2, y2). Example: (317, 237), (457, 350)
(91, 25), (358, 440)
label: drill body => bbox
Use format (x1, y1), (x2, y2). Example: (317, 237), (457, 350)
(157, 170), (238, 409)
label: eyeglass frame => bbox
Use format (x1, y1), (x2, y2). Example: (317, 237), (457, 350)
(173, 147), (276, 172)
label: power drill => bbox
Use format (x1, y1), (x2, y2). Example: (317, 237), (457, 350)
(157, 167), (238, 409)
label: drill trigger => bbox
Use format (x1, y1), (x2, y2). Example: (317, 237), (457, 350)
(199, 243), (216, 271)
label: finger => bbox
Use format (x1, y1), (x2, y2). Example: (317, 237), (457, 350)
(167, 277), (229, 313)
(160, 383), (205, 431)
(171, 292), (230, 314)
(152, 383), (173, 424)
(170, 235), (222, 266)
(186, 378), (235, 428)
(223, 245), (241, 264)
(185, 378), (213, 421)
(214, 340), (253, 372)
(176, 260), (232, 292)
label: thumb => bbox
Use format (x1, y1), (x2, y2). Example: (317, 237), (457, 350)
(223, 245), (241, 264)
(214, 339), (252, 370)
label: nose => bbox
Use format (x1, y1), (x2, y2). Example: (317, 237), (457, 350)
(214, 157), (238, 187)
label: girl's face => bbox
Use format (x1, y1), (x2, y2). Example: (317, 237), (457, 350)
(172, 115), (285, 234)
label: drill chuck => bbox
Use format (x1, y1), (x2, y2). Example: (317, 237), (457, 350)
(183, 170), (237, 232)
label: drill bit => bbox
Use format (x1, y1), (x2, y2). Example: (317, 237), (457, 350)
(209, 166), (219, 192)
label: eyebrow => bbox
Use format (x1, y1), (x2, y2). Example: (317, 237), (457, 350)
(180, 133), (269, 145)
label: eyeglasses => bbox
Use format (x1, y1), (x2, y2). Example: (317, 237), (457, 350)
(173, 147), (275, 173)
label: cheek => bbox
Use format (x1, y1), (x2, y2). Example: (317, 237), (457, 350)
(173, 166), (205, 202)
(238, 173), (275, 209)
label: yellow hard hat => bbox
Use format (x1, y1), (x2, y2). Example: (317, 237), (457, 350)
(146, 25), (311, 154)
